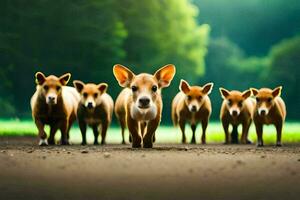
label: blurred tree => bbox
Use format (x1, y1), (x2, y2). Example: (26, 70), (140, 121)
(193, 0), (300, 55)
(0, 0), (209, 122)
(0, 0), (127, 117)
(268, 36), (300, 119)
(117, 0), (210, 123)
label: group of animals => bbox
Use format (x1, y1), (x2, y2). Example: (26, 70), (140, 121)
(30, 64), (286, 148)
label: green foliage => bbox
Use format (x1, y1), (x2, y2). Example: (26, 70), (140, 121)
(0, 0), (209, 121)
(193, 0), (300, 55)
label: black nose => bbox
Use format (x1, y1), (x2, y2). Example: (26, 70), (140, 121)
(261, 110), (266, 115)
(48, 96), (55, 101)
(232, 110), (238, 116)
(139, 97), (150, 107)
(191, 106), (197, 112)
(87, 102), (93, 109)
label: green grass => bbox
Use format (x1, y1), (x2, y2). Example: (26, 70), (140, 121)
(0, 119), (299, 144)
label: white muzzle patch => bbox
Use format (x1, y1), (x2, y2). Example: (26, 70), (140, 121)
(258, 107), (269, 115)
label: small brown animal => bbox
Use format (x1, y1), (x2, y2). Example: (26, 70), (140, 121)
(113, 64), (176, 148)
(31, 72), (80, 146)
(73, 81), (113, 145)
(172, 80), (213, 144)
(251, 87), (286, 146)
(219, 88), (254, 144)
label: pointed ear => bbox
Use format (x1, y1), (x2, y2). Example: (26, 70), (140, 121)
(154, 64), (176, 88)
(219, 88), (230, 99)
(73, 80), (85, 93)
(250, 88), (259, 96)
(179, 79), (190, 94)
(59, 73), (71, 85)
(113, 64), (135, 87)
(202, 83), (214, 95)
(35, 72), (46, 85)
(242, 89), (251, 99)
(98, 83), (108, 94)
(272, 86), (282, 97)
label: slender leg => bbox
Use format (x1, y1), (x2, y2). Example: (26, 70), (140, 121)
(35, 119), (48, 146)
(179, 119), (186, 144)
(60, 119), (69, 145)
(127, 115), (141, 148)
(48, 123), (60, 145)
(201, 119), (208, 144)
(190, 124), (197, 144)
(255, 122), (264, 147)
(143, 119), (159, 148)
(119, 118), (126, 144)
(79, 120), (87, 145)
(100, 122), (108, 145)
(93, 125), (100, 145)
(231, 124), (239, 144)
(241, 122), (251, 144)
(222, 120), (230, 144)
(275, 122), (283, 147)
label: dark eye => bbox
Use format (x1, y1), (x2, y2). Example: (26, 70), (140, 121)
(131, 86), (138, 92)
(83, 93), (88, 98)
(267, 97), (272, 103)
(228, 99), (232, 106)
(238, 101), (243, 107)
(44, 85), (49, 90)
(256, 97), (260, 102)
(152, 85), (158, 92)
(187, 95), (192, 101)
(56, 86), (61, 91)
(198, 96), (202, 101)
(94, 93), (98, 98)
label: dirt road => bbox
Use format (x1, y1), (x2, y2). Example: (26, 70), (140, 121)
(0, 136), (299, 200)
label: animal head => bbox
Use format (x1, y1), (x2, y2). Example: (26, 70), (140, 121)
(251, 87), (282, 116)
(219, 88), (252, 117)
(73, 80), (107, 109)
(113, 64), (176, 111)
(180, 80), (213, 113)
(35, 72), (71, 105)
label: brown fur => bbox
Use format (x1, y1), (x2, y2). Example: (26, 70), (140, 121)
(219, 88), (255, 144)
(31, 72), (80, 145)
(251, 87), (286, 146)
(73, 81), (113, 145)
(113, 64), (176, 148)
(172, 80), (213, 144)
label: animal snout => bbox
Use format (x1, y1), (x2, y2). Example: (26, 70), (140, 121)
(139, 97), (150, 108)
(191, 105), (197, 112)
(47, 95), (57, 104)
(87, 102), (94, 109)
(232, 110), (238, 116)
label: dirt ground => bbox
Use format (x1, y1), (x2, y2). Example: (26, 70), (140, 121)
(0, 136), (299, 200)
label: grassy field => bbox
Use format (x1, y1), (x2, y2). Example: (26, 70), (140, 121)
(0, 119), (299, 145)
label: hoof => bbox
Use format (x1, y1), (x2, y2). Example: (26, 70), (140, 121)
(276, 142), (282, 147)
(132, 143), (142, 148)
(61, 140), (70, 145)
(39, 139), (48, 146)
(121, 141), (126, 145)
(190, 140), (196, 144)
(143, 143), (153, 148)
(94, 141), (99, 145)
(246, 140), (252, 144)
(81, 141), (87, 146)
(47, 138), (55, 145)
(257, 142), (264, 147)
